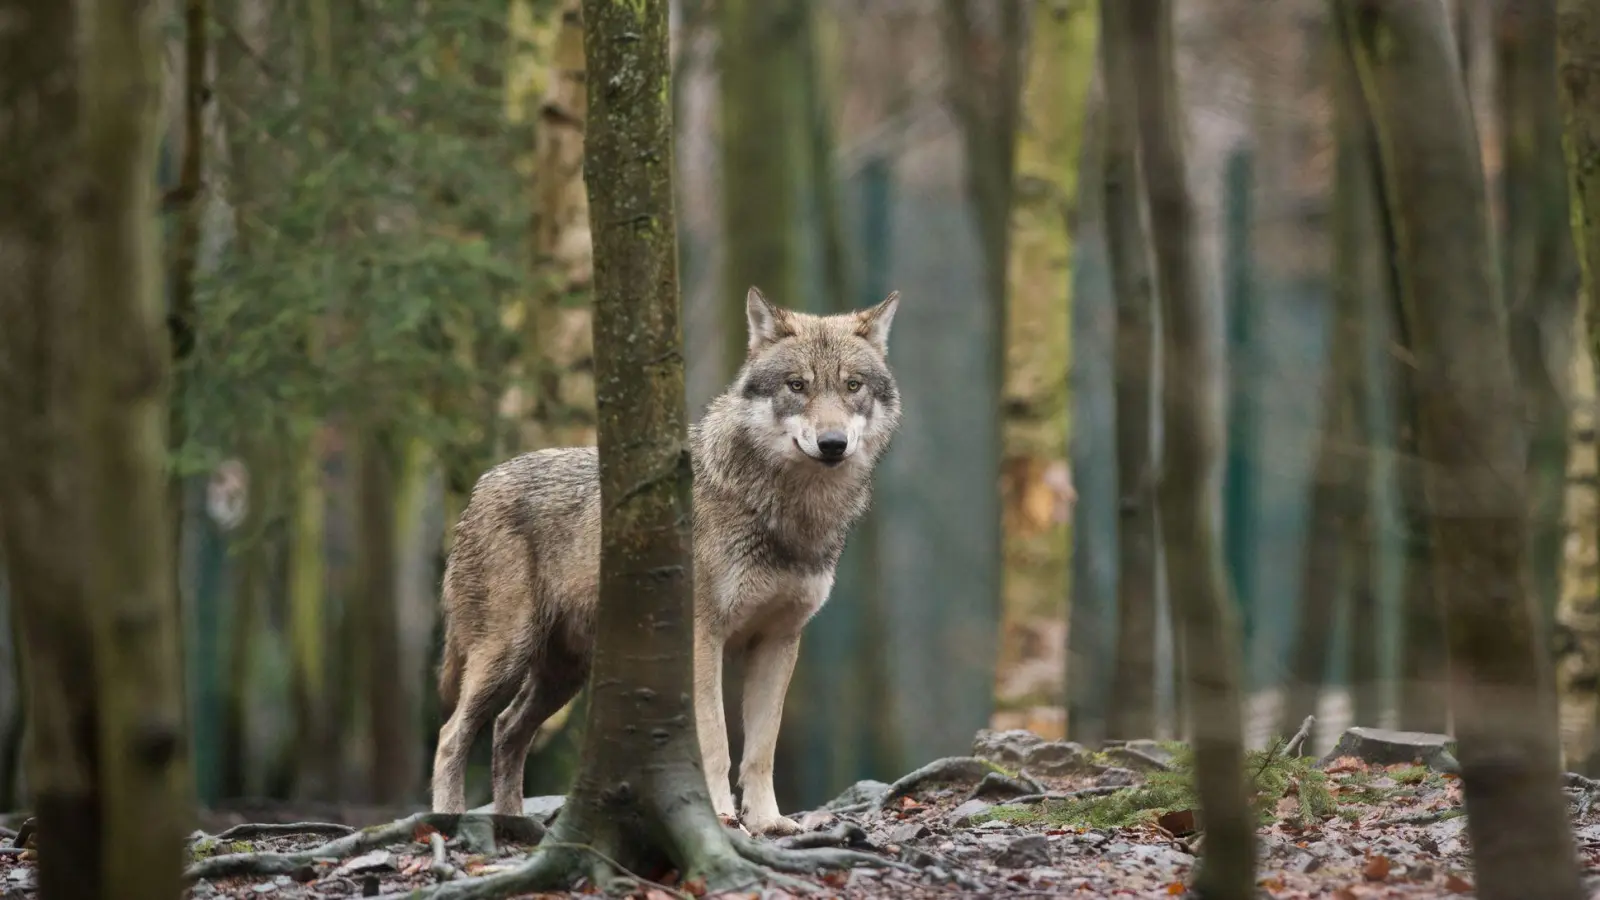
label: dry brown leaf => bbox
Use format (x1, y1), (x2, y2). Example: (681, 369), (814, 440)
(1325, 756), (1369, 775)
(1157, 809), (1198, 836)
(1164, 882), (1187, 895)
(1362, 854), (1392, 882)
(1444, 873), (1473, 893)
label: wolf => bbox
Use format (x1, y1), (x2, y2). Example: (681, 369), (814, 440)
(428, 286), (903, 836)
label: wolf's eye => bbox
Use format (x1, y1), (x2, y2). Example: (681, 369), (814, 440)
(787, 379), (806, 392)
(846, 379), (863, 393)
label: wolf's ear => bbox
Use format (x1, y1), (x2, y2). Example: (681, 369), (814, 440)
(854, 291), (900, 353)
(746, 286), (794, 351)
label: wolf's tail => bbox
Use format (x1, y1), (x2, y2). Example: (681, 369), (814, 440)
(437, 629), (464, 722)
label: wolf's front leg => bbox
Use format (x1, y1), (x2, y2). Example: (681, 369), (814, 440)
(737, 632), (804, 836)
(694, 625), (738, 820)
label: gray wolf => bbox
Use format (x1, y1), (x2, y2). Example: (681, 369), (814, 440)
(428, 287), (903, 835)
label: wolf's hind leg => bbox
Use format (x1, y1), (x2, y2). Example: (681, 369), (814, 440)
(737, 633), (803, 836)
(490, 666), (584, 817)
(694, 624), (738, 820)
(430, 661), (515, 813)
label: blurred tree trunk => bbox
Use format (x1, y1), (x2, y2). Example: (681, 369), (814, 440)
(1100, 0), (1159, 742)
(1559, 0), (1600, 776)
(1132, 0), (1255, 894)
(220, 468), (267, 799)
(355, 426), (412, 803)
(168, 0), (208, 583)
(1288, 7), (1381, 741)
(1, 1), (192, 897)
(994, 0), (1094, 731)
(0, 2), (101, 895)
(719, 0), (807, 376)
(1559, 315), (1600, 773)
(1504, 0), (1579, 633)
(1502, 0), (1580, 760)
(524, 0), (597, 452)
(1350, 2), (1582, 897)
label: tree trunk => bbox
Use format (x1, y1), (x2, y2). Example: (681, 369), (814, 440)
(1100, 0), (1159, 742)
(995, 0), (1094, 734)
(1503, 0), (1580, 764)
(1559, 0), (1600, 776)
(356, 426), (413, 803)
(1289, 4), (1383, 742)
(1, 1), (193, 897)
(1349, 2), (1582, 897)
(1131, 0), (1255, 895)
(719, 0), (807, 377)
(0, 3), (101, 895)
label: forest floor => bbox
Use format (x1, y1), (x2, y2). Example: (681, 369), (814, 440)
(4, 725), (1599, 899)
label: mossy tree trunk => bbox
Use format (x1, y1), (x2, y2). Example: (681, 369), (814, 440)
(1558, 0), (1600, 776)
(0, 1), (193, 898)
(1348, 2), (1582, 897)
(995, 0), (1094, 731)
(1100, 0), (1159, 742)
(1130, 0), (1255, 895)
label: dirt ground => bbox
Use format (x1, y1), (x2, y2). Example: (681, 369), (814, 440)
(4, 728), (1600, 899)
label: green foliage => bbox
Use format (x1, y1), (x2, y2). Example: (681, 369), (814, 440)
(173, 0), (543, 518)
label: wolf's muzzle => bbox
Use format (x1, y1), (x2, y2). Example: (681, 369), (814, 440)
(817, 430), (848, 463)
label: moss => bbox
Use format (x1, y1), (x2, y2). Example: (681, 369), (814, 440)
(190, 838), (218, 860)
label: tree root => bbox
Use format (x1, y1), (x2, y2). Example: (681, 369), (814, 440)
(206, 822), (356, 842)
(388, 821), (910, 899)
(1284, 715), (1316, 759)
(776, 821), (869, 851)
(184, 813), (543, 883)
(996, 785), (1127, 807)
(879, 757), (997, 807)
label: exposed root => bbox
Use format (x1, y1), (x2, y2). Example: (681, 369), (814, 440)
(1565, 771), (1600, 791)
(184, 813), (543, 884)
(727, 829), (913, 876)
(969, 771), (1041, 802)
(1284, 716), (1317, 759)
(776, 821), (869, 851)
(1382, 809), (1464, 827)
(428, 832), (458, 883)
(382, 846), (581, 900)
(879, 757), (997, 807)
(207, 822), (356, 842)
(996, 785), (1128, 807)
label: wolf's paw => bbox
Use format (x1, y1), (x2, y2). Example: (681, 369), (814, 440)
(741, 811), (804, 837)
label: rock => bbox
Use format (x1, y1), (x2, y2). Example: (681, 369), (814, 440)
(1125, 739), (1179, 765)
(995, 834), (1051, 869)
(1317, 727), (1460, 773)
(1022, 741), (1098, 776)
(1104, 746), (1170, 772)
(470, 794), (566, 824)
(334, 850), (395, 877)
(970, 771), (1037, 801)
(889, 822), (930, 844)
(1097, 766), (1138, 787)
(946, 798), (994, 827)
(973, 728), (1044, 766)
(822, 779), (892, 810)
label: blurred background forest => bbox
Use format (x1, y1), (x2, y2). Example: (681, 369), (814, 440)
(1, 0), (1593, 823)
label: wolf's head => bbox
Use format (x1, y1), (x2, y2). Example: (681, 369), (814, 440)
(727, 286), (903, 471)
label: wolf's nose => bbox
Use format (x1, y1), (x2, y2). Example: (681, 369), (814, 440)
(817, 431), (848, 459)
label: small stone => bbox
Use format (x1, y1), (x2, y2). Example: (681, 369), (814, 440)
(995, 834), (1051, 869)
(925, 865), (952, 883)
(1317, 727), (1460, 773)
(889, 822), (929, 844)
(334, 849), (396, 877)
(1097, 766), (1138, 787)
(822, 779), (892, 810)
(1125, 739), (1179, 765)
(975, 819), (1010, 831)
(1022, 741), (1098, 777)
(251, 883), (277, 894)
(947, 798), (993, 827)
(191, 883), (218, 896)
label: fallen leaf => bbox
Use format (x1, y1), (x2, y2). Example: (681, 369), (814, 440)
(898, 796), (922, 810)
(413, 822), (441, 843)
(1445, 874), (1473, 893)
(1164, 882), (1186, 895)
(643, 891), (677, 900)
(1331, 890), (1359, 900)
(1258, 875), (1285, 892)
(1362, 854), (1392, 882)
(681, 877), (707, 897)
(1325, 756), (1369, 775)
(821, 870), (849, 888)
